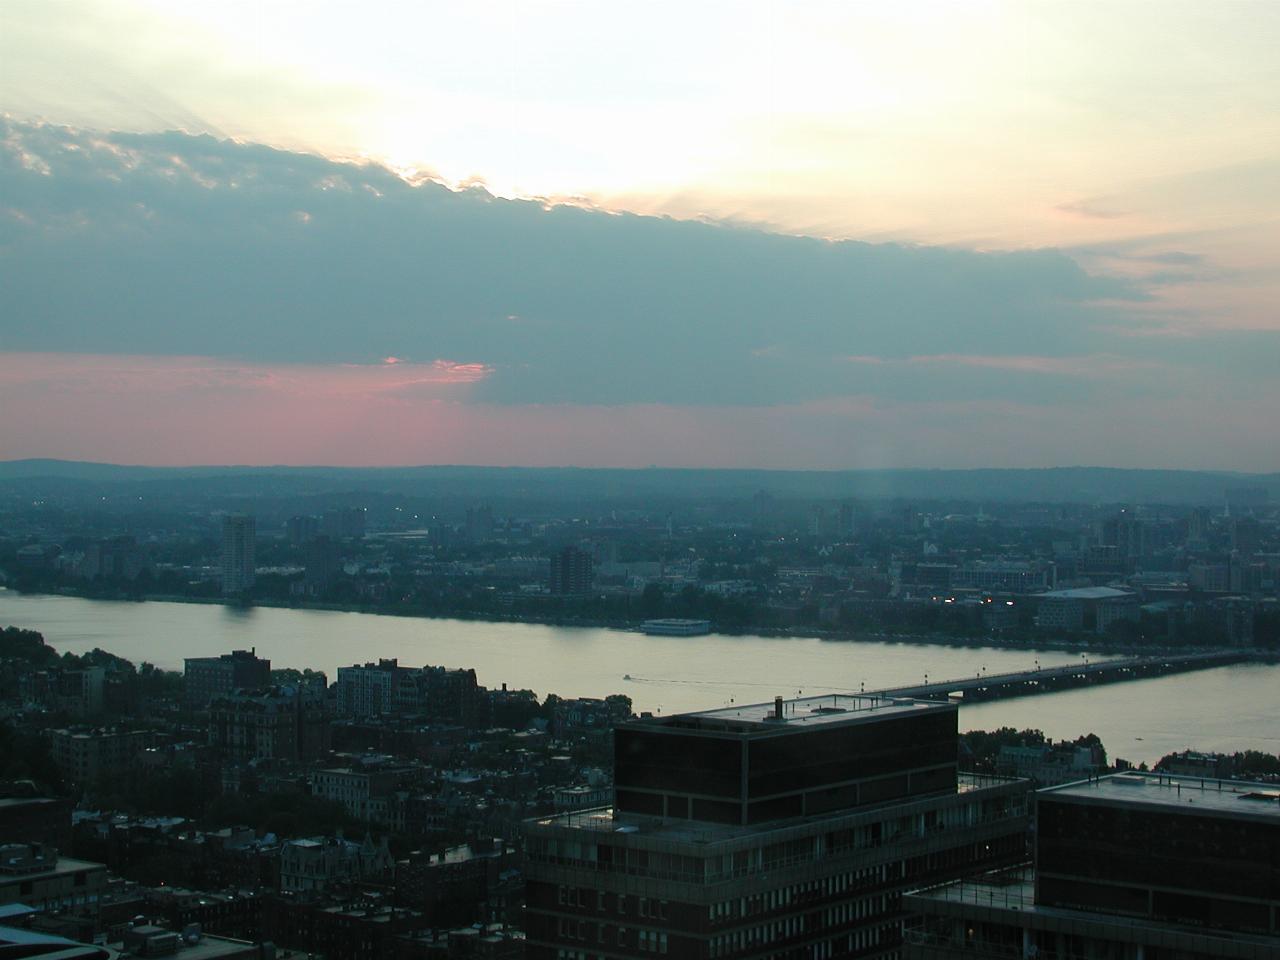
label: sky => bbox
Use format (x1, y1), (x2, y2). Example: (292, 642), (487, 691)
(1, 0), (1278, 470)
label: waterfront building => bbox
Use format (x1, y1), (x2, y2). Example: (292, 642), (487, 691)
(337, 660), (400, 717)
(74, 536), (148, 581)
(905, 771), (1280, 960)
(550, 546), (593, 596)
(952, 561), (1054, 594)
(183, 648), (272, 711)
(524, 694), (1031, 959)
(220, 514), (256, 595)
(1034, 586), (1138, 634)
(336, 659), (481, 723)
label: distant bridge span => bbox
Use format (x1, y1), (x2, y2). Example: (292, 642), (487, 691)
(871, 650), (1258, 704)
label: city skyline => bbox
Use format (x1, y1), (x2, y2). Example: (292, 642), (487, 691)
(2, 2), (1278, 469)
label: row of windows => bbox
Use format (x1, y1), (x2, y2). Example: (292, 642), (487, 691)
(708, 863), (892, 923)
(530, 791), (1024, 884)
(554, 918), (668, 953)
(555, 887), (669, 920)
(707, 916), (891, 957)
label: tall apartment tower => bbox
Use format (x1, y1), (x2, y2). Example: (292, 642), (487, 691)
(524, 694), (1031, 960)
(549, 546), (593, 596)
(221, 514), (256, 595)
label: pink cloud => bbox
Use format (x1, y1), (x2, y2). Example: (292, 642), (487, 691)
(0, 353), (491, 397)
(843, 353), (1159, 377)
(1, 352), (1277, 471)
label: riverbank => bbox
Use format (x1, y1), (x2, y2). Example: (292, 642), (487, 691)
(0, 583), (1242, 661)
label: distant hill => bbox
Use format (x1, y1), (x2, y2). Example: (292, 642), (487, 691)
(0, 459), (1275, 505)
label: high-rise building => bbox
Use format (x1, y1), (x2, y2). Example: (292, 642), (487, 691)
(524, 694), (1031, 960)
(220, 514), (256, 595)
(905, 771), (1280, 959)
(287, 514), (321, 545)
(304, 535), (342, 593)
(321, 507), (366, 540)
(549, 546), (593, 596)
(465, 505), (495, 543)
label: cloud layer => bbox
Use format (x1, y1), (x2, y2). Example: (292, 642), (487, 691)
(2, 118), (1278, 468)
(4, 117), (1147, 405)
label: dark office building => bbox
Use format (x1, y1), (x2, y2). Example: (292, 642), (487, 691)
(549, 546), (593, 596)
(0, 796), (72, 849)
(183, 648), (272, 711)
(286, 514), (320, 545)
(905, 771), (1280, 960)
(304, 535), (342, 592)
(525, 694), (1031, 960)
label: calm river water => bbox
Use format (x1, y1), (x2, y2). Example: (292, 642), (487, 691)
(2, 589), (1276, 766)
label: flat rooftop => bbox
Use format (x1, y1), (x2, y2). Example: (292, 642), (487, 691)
(641, 693), (953, 734)
(909, 867), (1280, 952)
(1042, 772), (1280, 822)
(1039, 587), (1135, 600)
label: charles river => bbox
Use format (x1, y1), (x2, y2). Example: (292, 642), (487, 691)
(3, 588), (1277, 767)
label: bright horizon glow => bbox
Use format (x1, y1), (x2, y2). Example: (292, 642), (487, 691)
(4, 2), (1277, 248)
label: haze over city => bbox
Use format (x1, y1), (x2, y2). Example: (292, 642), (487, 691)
(5, 6), (1280, 960)
(3, 0), (1279, 470)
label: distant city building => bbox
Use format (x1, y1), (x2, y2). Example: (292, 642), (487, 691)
(183, 648), (272, 711)
(75, 536), (148, 581)
(548, 546), (593, 595)
(321, 507), (366, 540)
(1035, 586), (1139, 634)
(465, 505), (495, 543)
(1231, 516), (1263, 556)
(220, 514), (256, 595)
(952, 561), (1054, 593)
(286, 514), (321, 545)
(304, 535), (342, 593)
(1189, 563), (1231, 593)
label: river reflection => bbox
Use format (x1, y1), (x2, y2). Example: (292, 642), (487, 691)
(2, 589), (1275, 765)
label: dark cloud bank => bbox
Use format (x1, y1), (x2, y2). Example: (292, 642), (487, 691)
(1, 116), (1241, 408)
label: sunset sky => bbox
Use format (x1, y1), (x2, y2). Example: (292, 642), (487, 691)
(2, 0), (1278, 469)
